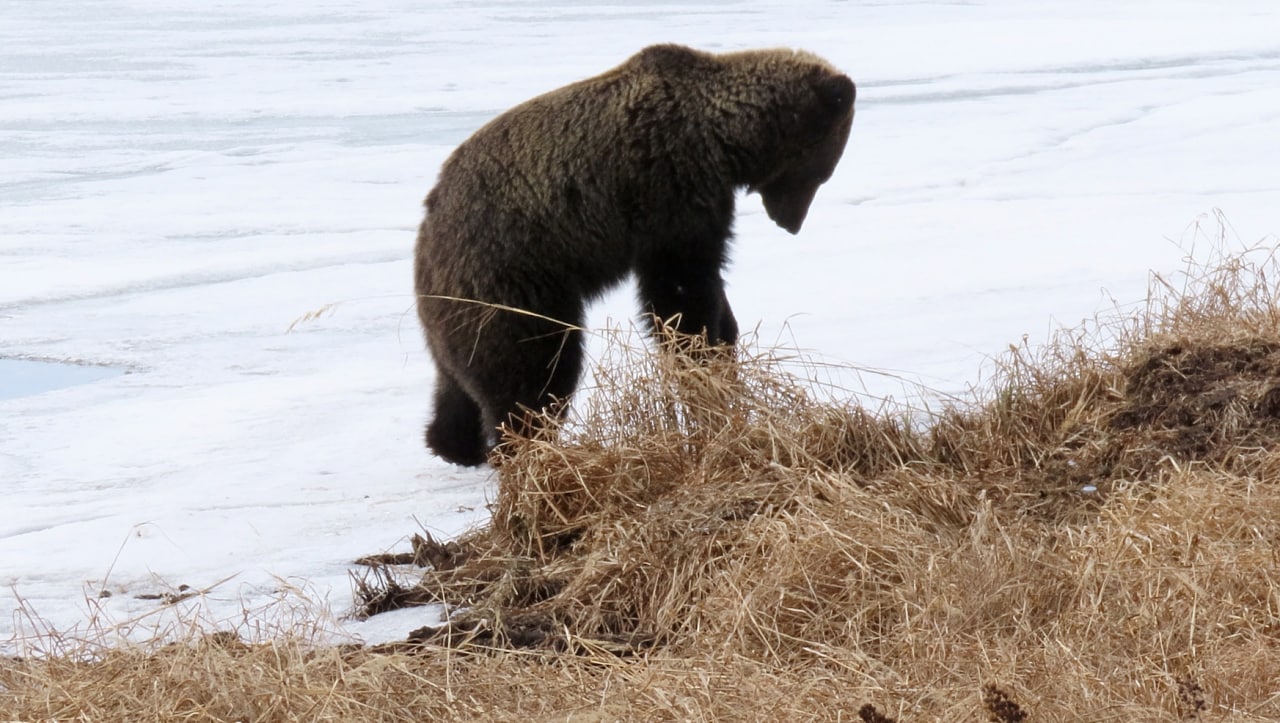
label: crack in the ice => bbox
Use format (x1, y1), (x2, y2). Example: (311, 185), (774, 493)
(869, 52), (1280, 106)
(0, 252), (407, 312)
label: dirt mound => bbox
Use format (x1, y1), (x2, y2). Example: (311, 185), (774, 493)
(1114, 339), (1280, 459)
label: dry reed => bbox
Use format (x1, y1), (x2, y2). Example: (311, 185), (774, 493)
(5, 238), (1280, 721)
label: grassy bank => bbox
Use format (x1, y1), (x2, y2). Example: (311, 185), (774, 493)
(6, 246), (1280, 721)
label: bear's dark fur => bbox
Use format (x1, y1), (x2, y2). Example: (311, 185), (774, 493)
(415, 44), (855, 465)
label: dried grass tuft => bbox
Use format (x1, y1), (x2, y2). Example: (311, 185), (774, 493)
(7, 234), (1280, 721)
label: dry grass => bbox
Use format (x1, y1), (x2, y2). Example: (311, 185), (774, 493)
(7, 239), (1280, 721)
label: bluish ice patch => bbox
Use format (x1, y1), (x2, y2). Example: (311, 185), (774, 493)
(0, 358), (123, 401)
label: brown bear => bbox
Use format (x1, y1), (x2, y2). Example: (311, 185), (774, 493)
(415, 43), (855, 466)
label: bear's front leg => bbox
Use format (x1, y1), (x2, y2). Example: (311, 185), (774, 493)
(716, 286), (739, 347)
(637, 263), (737, 347)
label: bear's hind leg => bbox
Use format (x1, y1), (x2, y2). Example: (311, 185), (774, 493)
(426, 372), (489, 466)
(483, 324), (586, 448)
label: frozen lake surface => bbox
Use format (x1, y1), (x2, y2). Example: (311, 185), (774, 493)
(0, 359), (123, 401)
(3, 0), (1279, 649)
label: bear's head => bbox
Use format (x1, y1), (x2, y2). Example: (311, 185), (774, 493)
(627, 44), (855, 234)
(754, 65), (855, 234)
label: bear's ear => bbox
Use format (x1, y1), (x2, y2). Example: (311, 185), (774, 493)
(632, 44), (709, 73)
(815, 74), (855, 116)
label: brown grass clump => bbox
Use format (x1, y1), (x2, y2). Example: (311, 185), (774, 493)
(6, 239), (1280, 721)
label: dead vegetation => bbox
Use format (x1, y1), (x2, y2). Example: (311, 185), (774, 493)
(6, 241), (1280, 720)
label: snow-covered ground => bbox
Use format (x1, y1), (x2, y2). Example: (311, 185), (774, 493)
(3, 0), (1278, 649)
